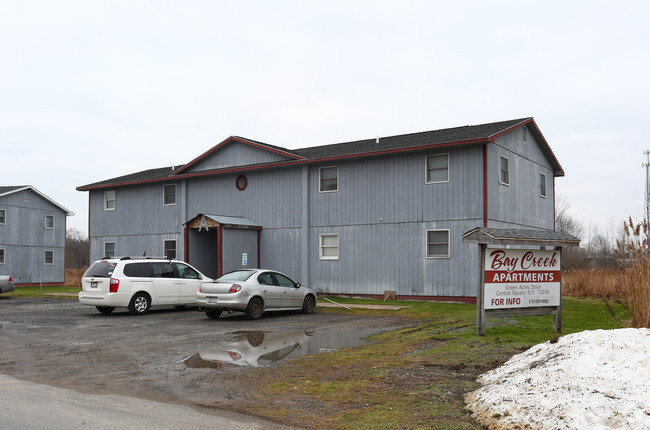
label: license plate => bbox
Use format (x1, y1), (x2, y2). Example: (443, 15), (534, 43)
(207, 297), (218, 304)
(91, 281), (98, 288)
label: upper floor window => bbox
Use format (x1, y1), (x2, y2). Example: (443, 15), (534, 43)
(426, 154), (449, 184)
(522, 126), (528, 144)
(319, 166), (338, 192)
(539, 173), (547, 198)
(104, 190), (116, 211)
(163, 184), (176, 206)
(164, 240), (177, 259)
(45, 214), (54, 229)
(499, 156), (510, 186)
(0, 249), (5, 264)
(45, 250), (54, 265)
(319, 233), (339, 260)
(0, 209), (5, 225)
(426, 229), (450, 258)
(104, 242), (115, 258)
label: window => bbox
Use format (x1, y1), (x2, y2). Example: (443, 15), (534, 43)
(274, 272), (296, 287)
(499, 156), (510, 186)
(0, 209), (5, 225)
(426, 230), (450, 258)
(522, 126), (528, 144)
(319, 234), (339, 260)
(174, 263), (200, 279)
(539, 173), (547, 198)
(0, 249), (4, 264)
(124, 263), (153, 277)
(164, 240), (176, 259)
(425, 154), (449, 183)
(104, 190), (116, 211)
(319, 166), (338, 192)
(104, 242), (115, 258)
(163, 184), (176, 206)
(45, 214), (54, 229)
(45, 251), (54, 265)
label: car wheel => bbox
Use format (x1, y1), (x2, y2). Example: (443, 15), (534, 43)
(245, 297), (263, 320)
(96, 306), (115, 314)
(301, 295), (315, 314)
(128, 293), (151, 315)
(204, 309), (222, 319)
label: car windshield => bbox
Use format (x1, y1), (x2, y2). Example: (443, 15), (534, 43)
(84, 261), (116, 278)
(217, 270), (255, 282)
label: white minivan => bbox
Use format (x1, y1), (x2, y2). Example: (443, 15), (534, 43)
(79, 257), (212, 315)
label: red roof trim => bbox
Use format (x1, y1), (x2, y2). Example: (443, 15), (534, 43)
(170, 136), (305, 177)
(489, 118), (564, 177)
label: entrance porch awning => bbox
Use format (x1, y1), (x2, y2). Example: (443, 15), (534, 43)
(184, 214), (262, 231)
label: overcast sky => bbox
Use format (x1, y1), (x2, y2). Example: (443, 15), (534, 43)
(2, 1), (649, 244)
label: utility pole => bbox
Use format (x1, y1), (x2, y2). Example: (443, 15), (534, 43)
(644, 150), (650, 223)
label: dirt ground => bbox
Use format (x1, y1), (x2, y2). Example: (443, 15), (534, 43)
(0, 297), (406, 424)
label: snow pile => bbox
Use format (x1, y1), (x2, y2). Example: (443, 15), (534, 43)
(465, 328), (650, 429)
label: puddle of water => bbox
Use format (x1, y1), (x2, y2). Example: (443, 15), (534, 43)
(182, 326), (398, 368)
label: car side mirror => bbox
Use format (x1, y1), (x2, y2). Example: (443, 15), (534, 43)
(295, 282), (301, 288)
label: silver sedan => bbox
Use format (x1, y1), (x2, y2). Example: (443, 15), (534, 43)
(0, 275), (15, 294)
(196, 269), (317, 320)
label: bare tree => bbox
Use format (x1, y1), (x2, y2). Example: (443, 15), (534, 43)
(66, 228), (89, 269)
(555, 194), (584, 239)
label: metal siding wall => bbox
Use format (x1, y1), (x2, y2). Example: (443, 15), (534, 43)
(0, 192), (66, 283)
(259, 228), (302, 281)
(186, 168), (302, 229)
(185, 142), (292, 173)
(221, 229), (259, 273)
(491, 130), (555, 229)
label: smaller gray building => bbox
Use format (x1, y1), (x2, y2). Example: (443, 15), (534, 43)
(0, 186), (74, 285)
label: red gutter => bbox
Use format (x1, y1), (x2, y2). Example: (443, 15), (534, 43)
(77, 138), (490, 191)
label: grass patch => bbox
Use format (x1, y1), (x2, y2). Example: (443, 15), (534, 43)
(233, 296), (625, 429)
(6, 285), (80, 298)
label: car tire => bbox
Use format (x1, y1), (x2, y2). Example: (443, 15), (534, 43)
(96, 306), (115, 314)
(204, 309), (222, 319)
(128, 292), (151, 315)
(245, 297), (263, 320)
(301, 295), (315, 314)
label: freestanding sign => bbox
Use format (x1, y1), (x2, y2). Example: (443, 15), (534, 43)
(462, 228), (580, 336)
(484, 249), (561, 309)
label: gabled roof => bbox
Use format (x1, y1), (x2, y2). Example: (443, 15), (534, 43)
(77, 117), (563, 191)
(0, 185), (74, 216)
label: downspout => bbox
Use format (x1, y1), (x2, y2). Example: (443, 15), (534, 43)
(483, 144), (489, 228)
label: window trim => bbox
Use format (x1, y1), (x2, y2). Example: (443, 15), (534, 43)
(104, 190), (116, 211)
(499, 156), (510, 186)
(164, 240), (177, 259)
(539, 172), (547, 198)
(44, 250), (54, 265)
(319, 166), (339, 193)
(45, 214), (55, 230)
(425, 153), (450, 184)
(319, 233), (339, 260)
(426, 229), (450, 259)
(104, 242), (116, 258)
(163, 184), (177, 206)
(0, 208), (5, 225)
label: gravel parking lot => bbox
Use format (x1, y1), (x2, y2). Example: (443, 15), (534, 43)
(0, 297), (403, 416)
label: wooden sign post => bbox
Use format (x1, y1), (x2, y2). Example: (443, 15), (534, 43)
(463, 228), (580, 336)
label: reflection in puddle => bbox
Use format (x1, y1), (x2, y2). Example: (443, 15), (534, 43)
(183, 326), (395, 368)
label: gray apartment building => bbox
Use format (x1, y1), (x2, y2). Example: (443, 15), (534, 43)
(0, 186), (73, 285)
(77, 117), (563, 301)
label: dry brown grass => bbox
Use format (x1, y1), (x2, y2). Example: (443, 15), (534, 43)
(65, 268), (86, 288)
(563, 217), (650, 328)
